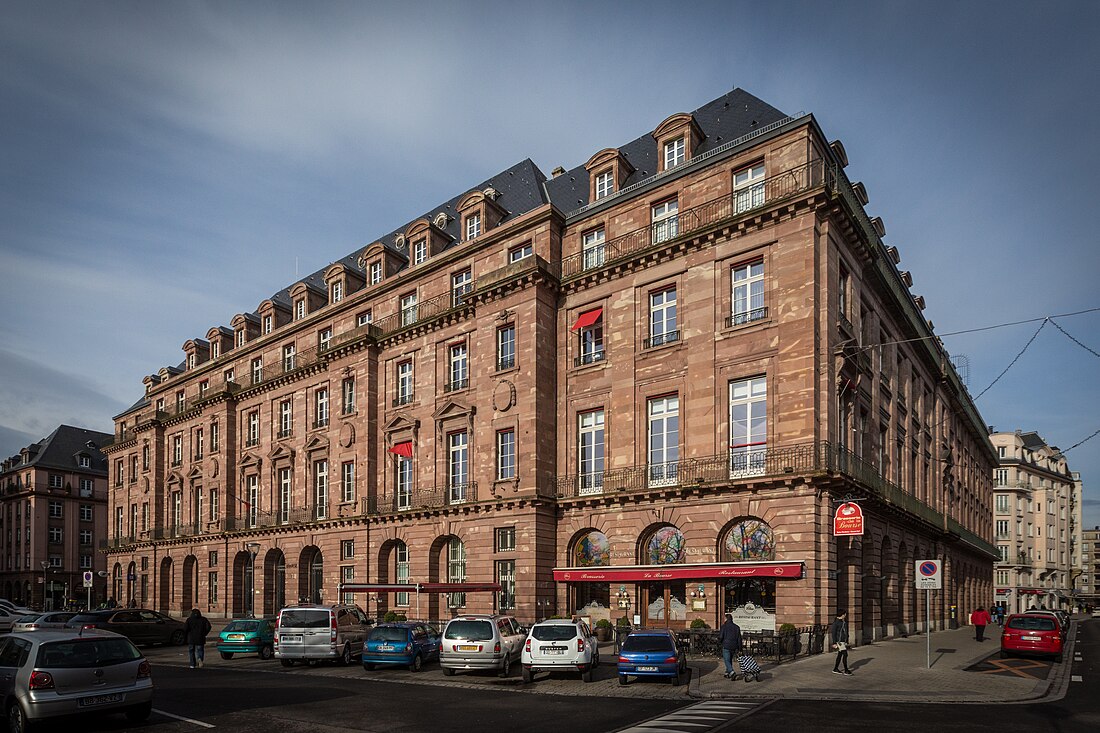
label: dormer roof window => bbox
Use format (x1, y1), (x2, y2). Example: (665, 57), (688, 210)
(594, 170), (613, 200)
(413, 239), (428, 266)
(263, 315), (273, 334)
(456, 189), (506, 243)
(584, 148), (634, 203)
(465, 213), (481, 241)
(652, 112), (705, 173)
(331, 281), (343, 303)
(370, 261), (382, 285)
(295, 299), (305, 320)
(664, 137), (685, 169)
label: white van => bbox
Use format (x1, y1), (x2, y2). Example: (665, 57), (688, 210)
(274, 604), (373, 666)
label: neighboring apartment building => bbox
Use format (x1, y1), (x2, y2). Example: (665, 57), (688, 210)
(0, 426), (111, 608)
(990, 430), (1079, 613)
(101, 88), (996, 641)
(1081, 526), (1099, 609)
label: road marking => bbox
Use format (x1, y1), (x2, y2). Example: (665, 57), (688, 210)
(614, 701), (767, 733)
(1071, 675), (1083, 682)
(153, 709), (216, 728)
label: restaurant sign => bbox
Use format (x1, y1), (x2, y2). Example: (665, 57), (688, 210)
(833, 502), (865, 536)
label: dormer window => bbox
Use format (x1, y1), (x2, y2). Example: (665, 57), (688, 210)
(664, 137), (685, 169)
(465, 213), (481, 241)
(413, 239), (427, 266)
(295, 299), (305, 320)
(236, 330), (246, 347)
(331, 281), (343, 303)
(186, 354), (195, 370)
(594, 170), (614, 200)
(211, 342), (220, 359)
(263, 315), (273, 334)
(79, 455), (90, 469)
(370, 262), (382, 285)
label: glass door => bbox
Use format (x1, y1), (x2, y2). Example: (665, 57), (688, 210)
(642, 581), (688, 628)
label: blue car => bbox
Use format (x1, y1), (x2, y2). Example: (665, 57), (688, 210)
(217, 617), (276, 659)
(362, 622), (441, 672)
(617, 628), (687, 686)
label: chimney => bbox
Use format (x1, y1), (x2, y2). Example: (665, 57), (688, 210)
(551, 166), (566, 178)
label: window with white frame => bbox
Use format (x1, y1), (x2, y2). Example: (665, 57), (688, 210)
(648, 395), (680, 486)
(278, 468), (291, 523)
(395, 542), (410, 606)
(497, 559), (516, 611)
(210, 421), (219, 452)
(396, 455), (412, 510)
(396, 361), (413, 405)
(497, 429), (516, 481)
(578, 409), (605, 494)
(194, 428), (204, 460)
(237, 329), (246, 347)
(172, 435), (182, 466)
(664, 137), (685, 169)
(341, 377), (355, 414)
(80, 504), (93, 522)
(295, 299), (305, 319)
(731, 260), (766, 325)
(357, 310), (372, 327)
(208, 492), (216, 521)
(448, 343), (468, 391)
(80, 555), (93, 569)
(314, 459), (328, 519)
(319, 328), (331, 352)
(247, 411), (259, 445)
(341, 461), (355, 503)
(995, 494), (1009, 512)
(175, 390), (185, 412)
(452, 269), (472, 307)
(496, 527), (516, 552)
(211, 341), (220, 359)
(187, 353), (195, 370)
(370, 261), (382, 285)
(341, 539), (355, 560)
(400, 292), (418, 326)
(279, 399), (293, 437)
(224, 368), (235, 385)
(995, 468), (1008, 486)
(172, 490), (182, 528)
(651, 199), (679, 243)
(447, 537), (467, 608)
(729, 376), (767, 476)
(263, 315), (273, 334)
(594, 170), (613, 200)
(448, 431), (468, 503)
(247, 475), (259, 527)
(80, 529), (93, 546)
(465, 213), (481, 241)
(582, 228), (606, 270)
(413, 239), (427, 266)
(509, 242), (533, 263)
(314, 388), (329, 428)
(577, 312), (604, 365)
(996, 519), (1009, 538)
(331, 281), (343, 303)
(282, 344), (296, 372)
(734, 163), (766, 212)
(114, 507), (123, 538)
(48, 526), (63, 544)
(648, 287), (678, 347)
(497, 324), (515, 370)
(251, 357), (263, 384)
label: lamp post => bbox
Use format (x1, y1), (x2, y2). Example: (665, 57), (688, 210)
(40, 561), (50, 611)
(246, 543), (261, 618)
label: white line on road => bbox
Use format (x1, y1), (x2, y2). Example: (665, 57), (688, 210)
(1071, 675), (1083, 682)
(153, 709), (216, 728)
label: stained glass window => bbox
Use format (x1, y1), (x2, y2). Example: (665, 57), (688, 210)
(573, 531), (610, 567)
(723, 519), (776, 561)
(646, 526), (685, 565)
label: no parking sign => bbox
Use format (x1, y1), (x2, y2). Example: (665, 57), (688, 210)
(915, 559), (942, 589)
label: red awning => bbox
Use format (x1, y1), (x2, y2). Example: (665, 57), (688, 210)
(552, 561), (803, 583)
(388, 441), (413, 457)
(570, 307), (603, 332)
(338, 582), (501, 595)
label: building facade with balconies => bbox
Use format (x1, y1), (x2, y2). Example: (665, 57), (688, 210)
(101, 89), (996, 640)
(0, 426), (111, 608)
(1081, 526), (1099, 608)
(990, 430), (1079, 613)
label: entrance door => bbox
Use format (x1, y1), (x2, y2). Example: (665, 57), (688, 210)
(642, 581), (687, 628)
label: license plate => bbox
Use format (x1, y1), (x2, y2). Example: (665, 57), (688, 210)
(282, 635), (302, 643)
(637, 665), (658, 672)
(458, 644), (479, 652)
(379, 644), (395, 652)
(79, 693), (124, 707)
(1022, 635), (1041, 641)
(227, 634), (244, 640)
(543, 647), (565, 655)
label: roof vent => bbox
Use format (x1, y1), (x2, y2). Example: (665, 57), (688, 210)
(851, 181), (869, 205)
(914, 295), (926, 311)
(829, 140), (849, 168)
(901, 270), (912, 287)
(482, 187), (500, 200)
(433, 213), (450, 229)
(551, 166), (566, 177)
(872, 217), (887, 238)
(886, 244), (900, 263)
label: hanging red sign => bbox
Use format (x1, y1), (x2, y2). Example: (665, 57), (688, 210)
(833, 502), (865, 536)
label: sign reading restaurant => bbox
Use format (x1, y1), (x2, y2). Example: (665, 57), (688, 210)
(552, 561), (804, 582)
(833, 502), (865, 536)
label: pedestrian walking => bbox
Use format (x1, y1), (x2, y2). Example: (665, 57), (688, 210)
(971, 606), (991, 641)
(830, 609), (852, 676)
(184, 608), (213, 669)
(717, 612), (743, 679)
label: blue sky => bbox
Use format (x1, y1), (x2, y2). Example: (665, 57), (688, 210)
(1, 0), (1097, 527)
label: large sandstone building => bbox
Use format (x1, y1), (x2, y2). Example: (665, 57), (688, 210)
(101, 89), (996, 641)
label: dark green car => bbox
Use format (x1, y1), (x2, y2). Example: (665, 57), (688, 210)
(217, 617), (276, 659)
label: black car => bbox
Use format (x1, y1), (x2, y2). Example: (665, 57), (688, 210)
(67, 609), (187, 646)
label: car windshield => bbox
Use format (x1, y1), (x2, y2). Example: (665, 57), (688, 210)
(444, 620), (494, 641)
(224, 621), (259, 633)
(1008, 617), (1056, 631)
(531, 625), (578, 642)
(279, 610), (330, 628)
(36, 639), (141, 668)
(45, 613), (75, 622)
(622, 635), (674, 653)
(368, 627), (409, 642)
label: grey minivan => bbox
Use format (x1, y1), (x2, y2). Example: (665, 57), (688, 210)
(439, 614), (525, 678)
(274, 604), (373, 666)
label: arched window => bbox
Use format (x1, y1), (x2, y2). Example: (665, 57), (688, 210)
(645, 526), (685, 565)
(573, 531), (610, 567)
(722, 519), (776, 561)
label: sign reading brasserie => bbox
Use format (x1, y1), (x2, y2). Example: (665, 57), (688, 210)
(729, 602), (775, 633)
(833, 502), (864, 536)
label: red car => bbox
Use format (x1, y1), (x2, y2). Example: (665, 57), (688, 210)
(1000, 613), (1063, 663)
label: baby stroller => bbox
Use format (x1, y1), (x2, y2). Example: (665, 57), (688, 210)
(738, 652), (762, 682)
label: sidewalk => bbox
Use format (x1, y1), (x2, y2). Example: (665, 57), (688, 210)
(690, 620), (1078, 704)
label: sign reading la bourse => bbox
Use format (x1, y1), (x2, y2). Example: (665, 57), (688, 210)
(833, 502), (864, 536)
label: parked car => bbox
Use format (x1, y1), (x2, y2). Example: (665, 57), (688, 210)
(521, 617), (600, 683)
(274, 604), (373, 666)
(616, 628), (688, 686)
(362, 622), (441, 672)
(1092, 607), (1100, 618)
(439, 614), (525, 678)
(0, 607), (31, 633)
(1022, 610), (1068, 639)
(66, 609), (186, 646)
(12, 612), (77, 632)
(217, 617), (276, 660)
(0, 629), (153, 729)
(1000, 613), (1063, 663)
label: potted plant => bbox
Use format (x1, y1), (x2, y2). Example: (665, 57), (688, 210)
(595, 618), (613, 641)
(689, 619), (710, 630)
(778, 623), (799, 655)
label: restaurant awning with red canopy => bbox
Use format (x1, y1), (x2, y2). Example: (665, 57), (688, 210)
(338, 582), (502, 595)
(570, 307), (603, 331)
(552, 561), (803, 583)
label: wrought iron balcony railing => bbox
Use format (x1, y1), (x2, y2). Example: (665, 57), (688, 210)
(364, 481), (478, 515)
(574, 350), (605, 368)
(725, 307), (768, 329)
(643, 331), (680, 349)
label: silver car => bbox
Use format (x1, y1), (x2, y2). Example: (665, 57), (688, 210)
(439, 615), (525, 678)
(12, 613), (78, 633)
(0, 629), (154, 731)
(274, 604), (373, 666)
(521, 618), (600, 683)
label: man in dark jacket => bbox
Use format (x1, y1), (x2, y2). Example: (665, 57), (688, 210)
(717, 612), (743, 679)
(184, 608), (213, 669)
(830, 609), (852, 675)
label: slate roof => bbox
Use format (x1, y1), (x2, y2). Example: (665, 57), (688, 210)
(1019, 431), (1049, 451)
(544, 88), (788, 213)
(1, 425), (111, 475)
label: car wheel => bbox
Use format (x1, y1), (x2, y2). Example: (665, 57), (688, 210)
(443, 667), (456, 676)
(522, 666), (533, 684)
(170, 629), (185, 645)
(339, 644), (352, 666)
(220, 652), (234, 660)
(618, 674), (629, 686)
(8, 703), (29, 733)
(409, 653), (423, 673)
(280, 659), (295, 668)
(582, 667), (593, 683)
(259, 645), (274, 660)
(498, 654), (511, 678)
(125, 701), (153, 723)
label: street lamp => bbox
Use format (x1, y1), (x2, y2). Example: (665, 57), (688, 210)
(40, 561), (50, 611)
(246, 543), (261, 618)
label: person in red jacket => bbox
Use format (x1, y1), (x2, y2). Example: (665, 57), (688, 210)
(971, 606), (992, 641)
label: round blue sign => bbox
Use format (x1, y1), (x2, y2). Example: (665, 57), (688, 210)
(919, 561), (938, 577)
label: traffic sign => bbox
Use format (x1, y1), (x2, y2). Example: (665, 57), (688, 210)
(833, 502), (865, 536)
(83, 571), (94, 588)
(915, 559), (942, 589)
